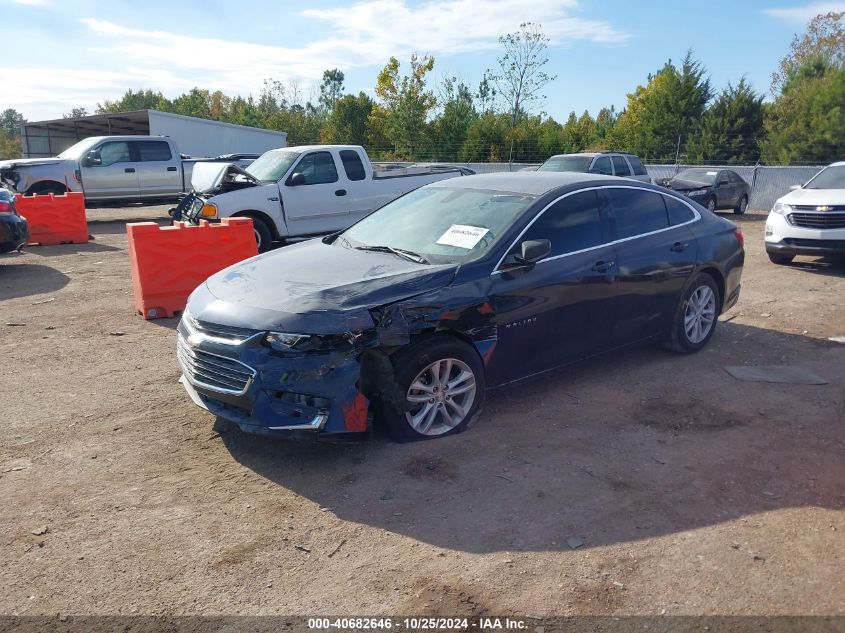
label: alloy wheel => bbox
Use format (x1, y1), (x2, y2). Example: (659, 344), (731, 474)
(684, 285), (716, 344)
(405, 358), (477, 436)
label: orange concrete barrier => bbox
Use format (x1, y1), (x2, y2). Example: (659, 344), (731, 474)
(127, 218), (257, 319)
(15, 192), (89, 246)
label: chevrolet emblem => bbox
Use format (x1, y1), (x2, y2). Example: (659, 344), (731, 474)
(816, 205), (833, 211)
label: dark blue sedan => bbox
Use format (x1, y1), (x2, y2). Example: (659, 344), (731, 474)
(178, 173), (744, 442)
(0, 187), (28, 254)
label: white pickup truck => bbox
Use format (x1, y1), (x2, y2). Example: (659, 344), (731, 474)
(177, 145), (473, 251)
(0, 135), (256, 204)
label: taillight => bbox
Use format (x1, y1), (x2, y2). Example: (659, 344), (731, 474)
(0, 200), (13, 214)
(734, 227), (744, 248)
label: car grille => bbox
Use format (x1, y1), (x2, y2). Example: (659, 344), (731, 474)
(787, 212), (845, 229)
(177, 335), (256, 394)
(183, 311), (257, 343)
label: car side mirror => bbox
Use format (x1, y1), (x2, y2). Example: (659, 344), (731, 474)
(288, 172), (306, 186)
(718, 179), (729, 186)
(501, 239), (551, 270)
(789, 184), (802, 191)
(82, 152), (101, 167)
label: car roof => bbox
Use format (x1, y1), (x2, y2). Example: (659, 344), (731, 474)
(426, 171), (618, 196)
(547, 152), (600, 158)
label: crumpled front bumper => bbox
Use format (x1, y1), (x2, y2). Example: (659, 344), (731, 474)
(176, 316), (370, 439)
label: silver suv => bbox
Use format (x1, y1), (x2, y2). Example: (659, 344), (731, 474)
(536, 152), (652, 183)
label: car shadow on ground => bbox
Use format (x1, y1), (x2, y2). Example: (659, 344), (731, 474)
(784, 257), (845, 277)
(87, 219), (171, 236)
(22, 241), (120, 256)
(216, 321), (845, 554)
(0, 261), (70, 299)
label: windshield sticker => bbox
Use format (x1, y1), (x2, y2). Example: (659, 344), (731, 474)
(436, 225), (490, 249)
(706, 171), (718, 175)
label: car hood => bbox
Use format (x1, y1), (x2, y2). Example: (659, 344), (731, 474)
(190, 162), (260, 194)
(778, 187), (845, 206)
(194, 239), (458, 334)
(664, 179), (711, 191)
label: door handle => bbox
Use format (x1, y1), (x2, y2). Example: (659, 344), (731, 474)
(335, 189), (347, 196)
(671, 241), (690, 252)
(592, 260), (614, 272)
(124, 168), (135, 173)
(167, 166), (178, 172)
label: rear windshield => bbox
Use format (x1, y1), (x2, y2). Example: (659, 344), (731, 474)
(246, 150), (300, 182)
(805, 165), (845, 189)
(538, 156), (593, 173)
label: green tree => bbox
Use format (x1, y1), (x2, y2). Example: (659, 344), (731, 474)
(761, 60), (845, 164)
(0, 108), (25, 138)
(63, 107), (89, 119)
(375, 53), (437, 159)
(685, 78), (764, 164)
(318, 69), (345, 117)
(610, 52), (712, 160)
(487, 22), (556, 128)
(460, 112), (510, 161)
(431, 78), (478, 160)
(171, 88), (213, 119)
(321, 92), (375, 146)
(771, 11), (845, 94)
(96, 89), (171, 113)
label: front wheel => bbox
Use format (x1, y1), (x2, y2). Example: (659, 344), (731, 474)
(245, 215), (273, 253)
(734, 195), (748, 215)
(665, 273), (721, 354)
(378, 336), (485, 442)
(706, 196), (717, 213)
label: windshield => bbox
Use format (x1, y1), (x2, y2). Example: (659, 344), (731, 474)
(340, 186), (537, 264)
(804, 165), (845, 189)
(246, 150), (300, 182)
(57, 137), (102, 160)
(673, 168), (718, 185)
(537, 156), (593, 173)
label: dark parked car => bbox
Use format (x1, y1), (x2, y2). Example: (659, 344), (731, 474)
(0, 187), (28, 253)
(178, 173), (744, 442)
(658, 168), (751, 214)
(537, 152), (651, 183)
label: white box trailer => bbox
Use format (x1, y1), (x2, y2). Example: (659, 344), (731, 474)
(21, 109), (286, 158)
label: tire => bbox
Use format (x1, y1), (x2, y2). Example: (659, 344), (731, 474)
(768, 252), (794, 265)
(665, 273), (721, 354)
(733, 195), (748, 215)
(706, 196), (717, 213)
(245, 215), (273, 253)
(26, 182), (67, 197)
(378, 335), (485, 443)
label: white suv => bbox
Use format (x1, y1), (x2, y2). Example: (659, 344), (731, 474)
(765, 161), (845, 264)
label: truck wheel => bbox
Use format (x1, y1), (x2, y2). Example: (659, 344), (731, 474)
(27, 183), (67, 197)
(246, 216), (273, 253)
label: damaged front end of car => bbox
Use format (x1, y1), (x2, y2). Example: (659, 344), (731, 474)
(171, 163), (262, 222)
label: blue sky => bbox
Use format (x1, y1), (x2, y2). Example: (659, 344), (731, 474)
(2, 0), (844, 122)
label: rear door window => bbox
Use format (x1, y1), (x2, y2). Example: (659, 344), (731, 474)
(664, 195), (696, 225)
(605, 187), (670, 239)
(134, 141), (172, 162)
(626, 155), (647, 176)
(339, 150), (366, 181)
(611, 155), (631, 177)
(515, 190), (604, 258)
(591, 156), (612, 175)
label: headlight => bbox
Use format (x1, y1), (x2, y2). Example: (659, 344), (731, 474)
(200, 202), (218, 218)
(687, 189), (708, 197)
(771, 202), (792, 215)
(264, 331), (365, 353)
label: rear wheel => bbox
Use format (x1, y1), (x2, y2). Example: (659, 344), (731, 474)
(665, 273), (721, 354)
(378, 336), (485, 442)
(734, 195), (748, 215)
(768, 252), (794, 265)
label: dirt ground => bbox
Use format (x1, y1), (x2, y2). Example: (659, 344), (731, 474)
(0, 206), (843, 618)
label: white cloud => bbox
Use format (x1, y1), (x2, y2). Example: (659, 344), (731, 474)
(764, 2), (845, 22)
(5, 0), (628, 119)
(8, 0), (47, 5)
